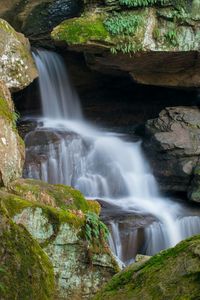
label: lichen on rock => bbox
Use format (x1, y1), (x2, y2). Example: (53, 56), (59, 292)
(0, 81), (24, 187)
(0, 202), (55, 300)
(0, 179), (119, 299)
(0, 18), (37, 92)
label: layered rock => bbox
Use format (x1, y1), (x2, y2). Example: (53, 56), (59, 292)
(143, 106), (200, 199)
(0, 18), (37, 91)
(93, 234), (200, 300)
(0, 0), (83, 47)
(0, 202), (54, 300)
(52, 0), (200, 88)
(2, 178), (119, 299)
(0, 81), (24, 187)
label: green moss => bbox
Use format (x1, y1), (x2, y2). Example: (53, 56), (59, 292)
(93, 235), (200, 299)
(52, 13), (111, 45)
(0, 203), (55, 300)
(0, 97), (14, 123)
(8, 178), (97, 213)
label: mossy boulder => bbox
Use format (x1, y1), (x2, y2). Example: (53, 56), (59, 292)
(1, 179), (119, 299)
(0, 18), (37, 92)
(52, 0), (200, 88)
(93, 234), (200, 300)
(0, 203), (54, 300)
(0, 81), (25, 187)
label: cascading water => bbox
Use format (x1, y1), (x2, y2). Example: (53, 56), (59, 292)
(24, 49), (200, 264)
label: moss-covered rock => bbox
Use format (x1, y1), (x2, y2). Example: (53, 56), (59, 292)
(93, 234), (200, 300)
(0, 179), (119, 299)
(0, 203), (54, 300)
(0, 18), (37, 92)
(0, 81), (24, 187)
(52, 0), (200, 88)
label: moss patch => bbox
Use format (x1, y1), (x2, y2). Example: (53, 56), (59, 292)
(0, 203), (54, 300)
(93, 235), (200, 299)
(52, 13), (111, 45)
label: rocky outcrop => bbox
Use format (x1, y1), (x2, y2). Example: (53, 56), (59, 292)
(0, 18), (37, 91)
(2, 178), (120, 299)
(143, 106), (200, 199)
(0, 0), (83, 47)
(93, 234), (200, 300)
(0, 202), (54, 300)
(52, 0), (200, 88)
(0, 81), (24, 187)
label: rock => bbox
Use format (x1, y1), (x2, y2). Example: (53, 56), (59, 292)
(0, 18), (37, 92)
(135, 254), (151, 263)
(0, 81), (25, 187)
(0, 0), (83, 47)
(52, 1), (200, 88)
(93, 234), (200, 300)
(2, 178), (120, 299)
(0, 202), (54, 300)
(143, 106), (200, 196)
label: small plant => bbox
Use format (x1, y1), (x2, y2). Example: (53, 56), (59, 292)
(13, 110), (20, 125)
(85, 212), (109, 246)
(164, 29), (178, 46)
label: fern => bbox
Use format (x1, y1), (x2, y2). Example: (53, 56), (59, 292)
(119, 0), (170, 8)
(85, 212), (109, 246)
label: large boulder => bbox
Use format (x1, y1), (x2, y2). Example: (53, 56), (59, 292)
(0, 202), (54, 300)
(0, 81), (25, 187)
(0, 18), (37, 92)
(52, 0), (200, 88)
(0, 0), (83, 47)
(143, 106), (200, 199)
(93, 234), (200, 300)
(2, 178), (120, 299)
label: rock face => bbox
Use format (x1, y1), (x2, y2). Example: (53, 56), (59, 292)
(52, 0), (200, 88)
(0, 18), (37, 91)
(0, 0), (83, 47)
(143, 106), (200, 199)
(0, 81), (25, 187)
(2, 178), (119, 299)
(0, 202), (54, 300)
(93, 234), (200, 300)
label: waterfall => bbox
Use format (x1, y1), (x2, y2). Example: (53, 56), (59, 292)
(24, 49), (200, 263)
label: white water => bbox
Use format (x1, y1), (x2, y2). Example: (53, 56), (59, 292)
(25, 49), (200, 263)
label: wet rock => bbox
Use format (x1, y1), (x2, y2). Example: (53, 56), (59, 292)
(0, 81), (25, 187)
(0, 0), (83, 47)
(2, 178), (119, 299)
(93, 234), (200, 300)
(52, 1), (200, 88)
(0, 19), (37, 92)
(143, 106), (200, 197)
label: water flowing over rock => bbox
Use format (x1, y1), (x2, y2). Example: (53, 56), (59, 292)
(0, 81), (24, 186)
(52, 0), (200, 88)
(143, 106), (200, 199)
(24, 49), (200, 267)
(93, 234), (200, 300)
(0, 19), (37, 91)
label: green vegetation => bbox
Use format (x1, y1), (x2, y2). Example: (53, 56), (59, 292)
(85, 212), (109, 246)
(164, 29), (178, 46)
(119, 0), (170, 8)
(0, 204), (55, 300)
(52, 14), (111, 45)
(104, 12), (142, 35)
(93, 235), (200, 299)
